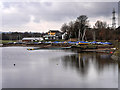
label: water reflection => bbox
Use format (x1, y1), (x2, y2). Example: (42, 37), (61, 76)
(2, 47), (118, 88)
(61, 52), (117, 77)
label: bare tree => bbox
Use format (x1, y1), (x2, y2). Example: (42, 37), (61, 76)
(95, 20), (107, 29)
(61, 23), (69, 33)
(76, 15), (88, 41)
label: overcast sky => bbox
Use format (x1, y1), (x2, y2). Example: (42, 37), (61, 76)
(1, 1), (119, 32)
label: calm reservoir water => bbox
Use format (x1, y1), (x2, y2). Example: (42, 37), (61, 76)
(2, 47), (118, 88)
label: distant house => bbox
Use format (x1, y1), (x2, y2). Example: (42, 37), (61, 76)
(43, 30), (62, 40)
(48, 30), (61, 36)
(22, 37), (43, 43)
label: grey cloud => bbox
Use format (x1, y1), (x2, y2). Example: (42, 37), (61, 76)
(2, 2), (118, 26)
(43, 2), (53, 6)
(39, 2), (118, 21)
(87, 2), (118, 17)
(2, 12), (30, 26)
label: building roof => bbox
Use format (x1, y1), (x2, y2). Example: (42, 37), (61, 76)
(22, 37), (42, 40)
(48, 30), (61, 33)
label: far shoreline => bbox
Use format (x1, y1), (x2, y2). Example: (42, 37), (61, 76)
(1, 43), (120, 61)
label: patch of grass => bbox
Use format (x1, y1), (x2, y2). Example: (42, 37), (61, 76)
(113, 49), (120, 57)
(1, 40), (17, 44)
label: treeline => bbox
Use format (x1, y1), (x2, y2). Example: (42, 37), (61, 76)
(60, 15), (120, 41)
(1, 15), (120, 41)
(2, 32), (46, 40)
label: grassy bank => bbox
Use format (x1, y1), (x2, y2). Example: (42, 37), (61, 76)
(1, 40), (17, 44)
(110, 40), (120, 61)
(111, 40), (120, 57)
(113, 49), (120, 57)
